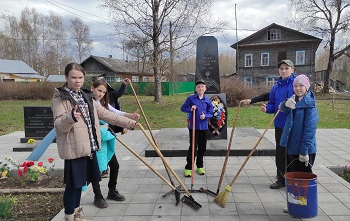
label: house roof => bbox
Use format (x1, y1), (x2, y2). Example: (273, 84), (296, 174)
(46, 75), (66, 82)
(12, 73), (46, 79)
(231, 23), (322, 48)
(0, 59), (38, 74)
(81, 55), (137, 73)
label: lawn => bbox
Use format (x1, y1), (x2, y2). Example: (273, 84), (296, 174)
(0, 94), (349, 136)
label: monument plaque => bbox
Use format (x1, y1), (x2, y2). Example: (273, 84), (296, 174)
(20, 106), (54, 143)
(195, 36), (220, 94)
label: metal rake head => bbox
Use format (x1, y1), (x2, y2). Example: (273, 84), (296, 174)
(181, 195), (202, 211)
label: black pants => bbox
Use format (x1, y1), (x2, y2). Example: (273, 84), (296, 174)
(64, 187), (82, 214)
(287, 153), (316, 173)
(185, 129), (207, 170)
(92, 154), (120, 198)
(275, 127), (286, 183)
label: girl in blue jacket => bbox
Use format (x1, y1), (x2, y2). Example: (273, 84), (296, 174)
(280, 74), (319, 173)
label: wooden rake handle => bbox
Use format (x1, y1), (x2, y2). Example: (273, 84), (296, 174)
(137, 123), (192, 197)
(116, 136), (176, 190)
(127, 79), (175, 185)
(228, 109), (281, 187)
(217, 102), (241, 192)
(191, 109), (195, 187)
(127, 79), (156, 142)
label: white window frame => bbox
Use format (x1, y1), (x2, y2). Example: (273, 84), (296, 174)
(115, 76), (122, 82)
(142, 76), (147, 82)
(243, 76), (252, 88)
(261, 53), (269, 66)
(267, 29), (281, 40)
(245, 54), (253, 67)
(266, 76), (278, 87)
(132, 75), (139, 82)
(296, 50), (305, 65)
(106, 76), (114, 82)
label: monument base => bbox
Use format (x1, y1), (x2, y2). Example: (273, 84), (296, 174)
(145, 128), (275, 157)
(20, 137), (56, 143)
(13, 146), (36, 152)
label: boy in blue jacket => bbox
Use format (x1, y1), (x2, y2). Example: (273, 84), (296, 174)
(261, 60), (296, 189)
(181, 80), (213, 177)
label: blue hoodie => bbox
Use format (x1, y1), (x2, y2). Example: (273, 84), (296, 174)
(265, 74), (296, 129)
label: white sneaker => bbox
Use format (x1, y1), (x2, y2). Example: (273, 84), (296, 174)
(283, 207), (288, 213)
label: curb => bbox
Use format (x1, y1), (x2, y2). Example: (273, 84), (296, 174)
(0, 188), (64, 194)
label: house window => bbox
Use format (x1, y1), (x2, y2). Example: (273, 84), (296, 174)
(245, 54), (253, 67)
(115, 77), (122, 82)
(266, 76), (278, 87)
(261, 53), (269, 66)
(132, 76), (139, 82)
(267, 29), (281, 40)
(106, 76), (114, 82)
(142, 76), (147, 82)
(296, 50), (305, 65)
(244, 76), (252, 88)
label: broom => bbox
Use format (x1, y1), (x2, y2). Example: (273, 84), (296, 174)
(214, 109), (280, 208)
(216, 102), (241, 195)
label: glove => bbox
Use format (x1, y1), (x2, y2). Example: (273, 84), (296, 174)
(299, 154), (309, 167)
(285, 94), (296, 109)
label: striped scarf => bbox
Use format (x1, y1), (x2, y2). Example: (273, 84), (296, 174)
(69, 89), (98, 151)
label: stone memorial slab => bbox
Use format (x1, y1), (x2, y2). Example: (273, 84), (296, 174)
(20, 106), (54, 143)
(195, 36), (220, 94)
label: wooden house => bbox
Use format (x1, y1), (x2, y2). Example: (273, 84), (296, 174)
(0, 59), (45, 82)
(231, 23), (322, 89)
(80, 55), (155, 83)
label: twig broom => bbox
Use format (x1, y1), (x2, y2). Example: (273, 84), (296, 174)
(216, 102), (241, 195)
(214, 110), (280, 208)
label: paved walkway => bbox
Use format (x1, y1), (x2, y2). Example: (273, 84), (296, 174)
(1, 128), (350, 221)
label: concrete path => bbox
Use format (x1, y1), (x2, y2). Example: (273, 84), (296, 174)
(1, 128), (350, 221)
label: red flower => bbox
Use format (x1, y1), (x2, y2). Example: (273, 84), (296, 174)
(18, 169), (23, 176)
(20, 162), (27, 167)
(38, 162), (43, 167)
(27, 161), (35, 166)
(23, 166), (28, 173)
(48, 158), (54, 163)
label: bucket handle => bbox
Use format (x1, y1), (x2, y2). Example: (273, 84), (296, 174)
(286, 158), (313, 169)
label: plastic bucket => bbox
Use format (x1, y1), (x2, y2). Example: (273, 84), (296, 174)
(285, 172), (317, 218)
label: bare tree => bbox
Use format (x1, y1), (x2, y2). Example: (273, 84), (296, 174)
(69, 18), (93, 63)
(289, 0), (350, 93)
(101, 0), (226, 102)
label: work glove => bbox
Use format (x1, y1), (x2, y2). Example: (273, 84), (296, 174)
(285, 94), (296, 109)
(299, 154), (309, 167)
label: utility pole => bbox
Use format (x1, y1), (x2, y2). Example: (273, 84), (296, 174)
(170, 21), (174, 95)
(235, 4), (239, 75)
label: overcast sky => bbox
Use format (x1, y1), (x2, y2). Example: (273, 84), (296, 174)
(0, 0), (291, 60)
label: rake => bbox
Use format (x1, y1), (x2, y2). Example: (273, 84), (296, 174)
(115, 134), (180, 205)
(138, 123), (202, 211)
(214, 110), (280, 208)
(127, 79), (179, 192)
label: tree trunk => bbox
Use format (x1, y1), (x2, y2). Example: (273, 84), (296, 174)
(322, 58), (333, 93)
(152, 0), (162, 102)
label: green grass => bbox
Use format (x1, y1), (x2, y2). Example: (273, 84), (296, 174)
(0, 95), (349, 136)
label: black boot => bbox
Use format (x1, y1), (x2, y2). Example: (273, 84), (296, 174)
(94, 197), (108, 208)
(107, 190), (126, 201)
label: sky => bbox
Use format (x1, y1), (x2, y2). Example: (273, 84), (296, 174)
(0, 0), (291, 60)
